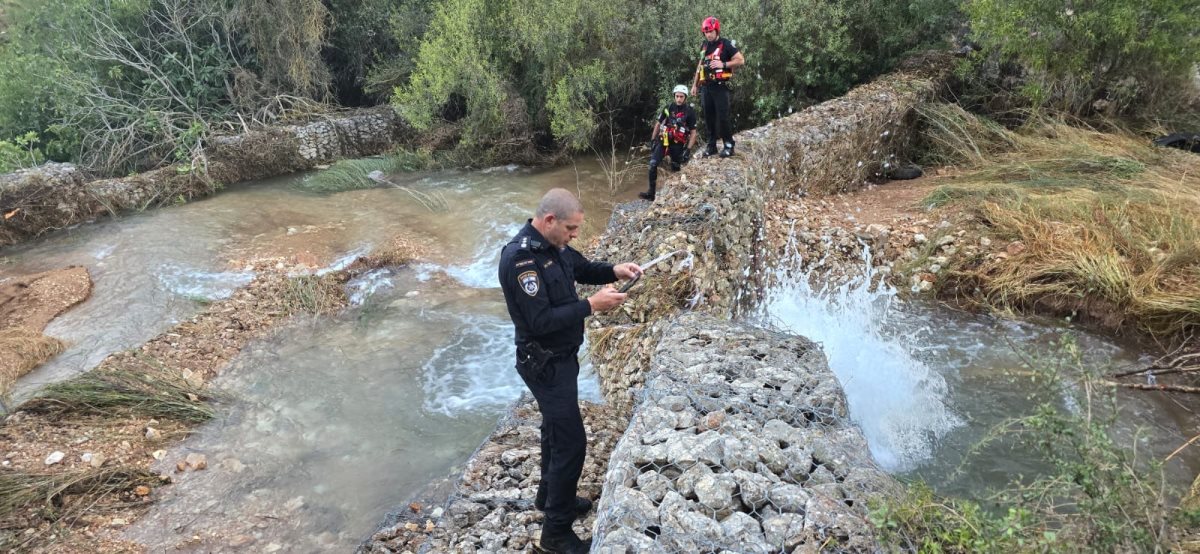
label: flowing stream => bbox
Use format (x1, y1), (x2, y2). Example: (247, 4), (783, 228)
(759, 247), (1200, 498)
(0, 160), (629, 551)
(2, 159), (1197, 550)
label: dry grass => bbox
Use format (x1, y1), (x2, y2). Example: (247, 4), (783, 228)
(918, 103), (1200, 339)
(0, 329), (65, 396)
(0, 467), (156, 549)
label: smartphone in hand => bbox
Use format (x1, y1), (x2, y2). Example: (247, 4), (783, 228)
(618, 274), (641, 293)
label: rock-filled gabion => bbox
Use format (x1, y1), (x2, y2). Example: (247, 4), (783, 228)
(0, 108), (407, 247)
(360, 52), (953, 552)
(591, 314), (900, 553)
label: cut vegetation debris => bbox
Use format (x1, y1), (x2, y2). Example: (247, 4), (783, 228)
(916, 103), (1200, 339)
(0, 329), (63, 398)
(20, 366), (217, 423)
(0, 467), (158, 549)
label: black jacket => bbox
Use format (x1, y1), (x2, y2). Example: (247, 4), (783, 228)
(498, 221), (616, 352)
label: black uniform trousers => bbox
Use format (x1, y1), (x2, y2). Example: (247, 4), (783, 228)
(648, 142), (686, 194)
(701, 83), (734, 149)
(518, 347), (585, 530)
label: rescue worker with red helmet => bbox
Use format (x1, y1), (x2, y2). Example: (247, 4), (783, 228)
(690, 16), (744, 158)
(639, 84), (698, 201)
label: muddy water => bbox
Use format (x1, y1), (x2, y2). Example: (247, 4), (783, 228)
(0, 160), (637, 551)
(0, 161), (635, 402)
(761, 252), (1200, 499)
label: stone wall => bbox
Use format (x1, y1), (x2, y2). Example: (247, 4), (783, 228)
(0, 107), (406, 248)
(591, 315), (899, 552)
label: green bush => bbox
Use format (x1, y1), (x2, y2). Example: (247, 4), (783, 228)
(964, 0), (1200, 118)
(393, 0), (960, 156)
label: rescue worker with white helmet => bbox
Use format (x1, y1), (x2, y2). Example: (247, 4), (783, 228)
(639, 84), (698, 201)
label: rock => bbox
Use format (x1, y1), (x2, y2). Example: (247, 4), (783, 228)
(936, 235), (955, 246)
(134, 485), (151, 496)
(719, 512), (770, 553)
(1006, 241), (1026, 256)
(90, 453), (107, 468)
(185, 453), (208, 470)
(733, 469), (773, 511)
(221, 457), (246, 473)
(44, 451), (65, 466)
(108, 517), (128, 527)
(979, 237), (992, 247)
(766, 483), (811, 513)
(264, 543), (283, 553)
(912, 233), (927, 244)
(762, 513), (806, 551)
(694, 474), (737, 516)
(500, 449), (530, 467)
(145, 427), (161, 441)
(81, 452), (93, 463)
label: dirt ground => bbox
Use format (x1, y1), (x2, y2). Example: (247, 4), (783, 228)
(0, 267), (93, 393)
(0, 231), (425, 552)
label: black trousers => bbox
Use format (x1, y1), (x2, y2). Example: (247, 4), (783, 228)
(518, 349), (585, 530)
(701, 83), (734, 148)
(647, 142), (686, 193)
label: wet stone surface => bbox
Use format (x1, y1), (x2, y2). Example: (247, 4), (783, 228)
(591, 314), (899, 553)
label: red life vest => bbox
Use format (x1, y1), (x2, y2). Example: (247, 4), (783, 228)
(700, 40), (733, 83)
(662, 106), (690, 144)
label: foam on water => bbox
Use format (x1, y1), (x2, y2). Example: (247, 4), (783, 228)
(421, 314), (604, 416)
(155, 263), (255, 300)
(760, 245), (962, 472)
(421, 315), (525, 415)
(444, 218), (525, 288)
(347, 268), (396, 305)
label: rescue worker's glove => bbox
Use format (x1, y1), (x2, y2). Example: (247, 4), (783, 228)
(681, 149), (691, 164)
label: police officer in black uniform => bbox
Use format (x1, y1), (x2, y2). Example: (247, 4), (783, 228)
(498, 188), (641, 554)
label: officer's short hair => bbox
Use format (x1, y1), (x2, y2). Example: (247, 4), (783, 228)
(535, 188), (583, 220)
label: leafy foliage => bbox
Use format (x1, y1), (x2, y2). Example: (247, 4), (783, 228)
(394, 0), (959, 154)
(964, 0), (1200, 118)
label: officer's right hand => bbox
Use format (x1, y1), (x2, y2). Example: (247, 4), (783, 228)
(588, 285), (627, 313)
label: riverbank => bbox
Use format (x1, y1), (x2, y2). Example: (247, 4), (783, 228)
(0, 237), (419, 552)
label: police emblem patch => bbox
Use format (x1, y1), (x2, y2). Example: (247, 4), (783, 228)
(518, 271), (539, 296)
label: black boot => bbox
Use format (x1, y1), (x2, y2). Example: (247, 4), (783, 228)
(701, 144), (719, 158)
(719, 141), (735, 158)
(535, 481), (595, 517)
(536, 525), (591, 554)
(638, 191), (655, 201)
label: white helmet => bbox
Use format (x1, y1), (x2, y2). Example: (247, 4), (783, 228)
(672, 84), (689, 97)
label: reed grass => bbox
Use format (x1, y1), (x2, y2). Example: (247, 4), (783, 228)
(917, 103), (1200, 338)
(20, 366), (216, 423)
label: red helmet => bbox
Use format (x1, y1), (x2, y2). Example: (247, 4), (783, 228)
(701, 16), (720, 34)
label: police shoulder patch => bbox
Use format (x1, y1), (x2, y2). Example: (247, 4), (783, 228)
(515, 259), (534, 268)
(518, 271), (539, 296)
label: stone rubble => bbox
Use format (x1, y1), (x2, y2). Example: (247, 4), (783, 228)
(591, 314), (900, 553)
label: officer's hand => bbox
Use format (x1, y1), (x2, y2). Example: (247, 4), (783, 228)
(587, 285), (627, 313)
(614, 263), (642, 280)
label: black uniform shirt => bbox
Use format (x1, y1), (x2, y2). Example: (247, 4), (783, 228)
(498, 221), (617, 352)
